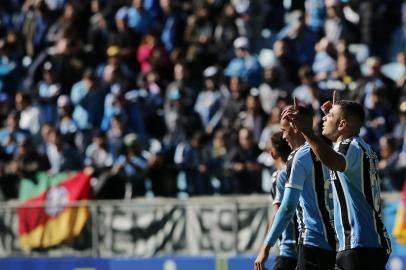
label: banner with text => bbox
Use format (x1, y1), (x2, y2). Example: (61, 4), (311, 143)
(0, 197), (270, 256)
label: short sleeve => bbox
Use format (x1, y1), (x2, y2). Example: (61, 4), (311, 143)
(336, 139), (359, 173)
(285, 154), (307, 190)
(273, 167), (288, 204)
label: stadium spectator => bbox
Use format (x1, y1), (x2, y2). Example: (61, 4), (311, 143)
(194, 66), (226, 135)
(184, 2), (215, 69)
(46, 129), (82, 174)
(258, 58), (293, 114)
(36, 61), (61, 125)
(324, 0), (357, 44)
(56, 95), (78, 145)
(224, 36), (262, 87)
(213, 3), (241, 64)
(174, 131), (211, 196)
(351, 57), (396, 109)
(0, 137), (49, 200)
(277, 10), (319, 66)
(240, 92), (267, 144)
(159, 0), (185, 53)
(378, 135), (406, 191)
(111, 132), (149, 199)
(0, 112), (27, 157)
(221, 75), (247, 142)
(15, 91), (41, 144)
(225, 127), (262, 194)
(208, 129), (232, 194)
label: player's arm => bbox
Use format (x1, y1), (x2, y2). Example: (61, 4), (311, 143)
(267, 170), (285, 232)
(282, 97), (346, 172)
(300, 131), (346, 172)
(267, 203), (280, 232)
(254, 187), (301, 270)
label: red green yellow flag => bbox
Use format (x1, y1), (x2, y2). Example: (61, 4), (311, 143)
(17, 171), (91, 250)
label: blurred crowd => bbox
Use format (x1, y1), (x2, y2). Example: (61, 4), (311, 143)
(0, 0), (406, 200)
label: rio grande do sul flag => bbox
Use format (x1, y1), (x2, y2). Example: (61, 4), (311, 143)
(17, 171), (91, 250)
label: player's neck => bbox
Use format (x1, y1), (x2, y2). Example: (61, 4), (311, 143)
(274, 159), (285, 170)
(335, 132), (358, 144)
(292, 137), (306, 150)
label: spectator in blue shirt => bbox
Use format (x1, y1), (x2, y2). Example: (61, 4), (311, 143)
(0, 112), (27, 157)
(37, 61), (61, 125)
(224, 36), (262, 87)
(277, 10), (319, 66)
(71, 68), (105, 130)
(127, 0), (156, 35)
(194, 66), (225, 134)
(174, 131), (211, 196)
(111, 132), (149, 198)
(160, 0), (184, 53)
(56, 95), (78, 146)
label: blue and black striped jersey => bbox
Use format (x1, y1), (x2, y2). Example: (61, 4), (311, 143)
(285, 143), (336, 251)
(331, 136), (391, 253)
(270, 166), (298, 258)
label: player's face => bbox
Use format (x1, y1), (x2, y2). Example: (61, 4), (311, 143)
(280, 119), (296, 149)
(322, 105), (341, 141)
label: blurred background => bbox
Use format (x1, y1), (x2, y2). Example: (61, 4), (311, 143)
(0, 0), (406, 269)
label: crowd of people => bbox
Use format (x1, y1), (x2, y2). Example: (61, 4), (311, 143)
(0, 0), (406, 200)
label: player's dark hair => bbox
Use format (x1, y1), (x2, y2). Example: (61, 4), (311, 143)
(270, 131), (291, 163)
(335, 100), (365, 124)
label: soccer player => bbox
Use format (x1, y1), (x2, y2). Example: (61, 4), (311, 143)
(282, 95), (391, 270)
(262, 131), (297, 270)
(255, 105), (336, 270)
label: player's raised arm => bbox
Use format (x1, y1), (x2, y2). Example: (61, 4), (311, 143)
(282, 95), (346, 172)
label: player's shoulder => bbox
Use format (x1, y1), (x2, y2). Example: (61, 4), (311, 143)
(294, 143), (312, 159)
(291, 144), (313, 167)
(337, 137), (360, 155)
(280, 165), (288, 174)
(277, 166), (288, 180)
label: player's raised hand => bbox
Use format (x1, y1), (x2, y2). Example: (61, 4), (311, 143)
(321, 90), (336, 115)
(281, 97), (296, 122)
(281, 97), (298, 122)
(282, 98), (314, 134)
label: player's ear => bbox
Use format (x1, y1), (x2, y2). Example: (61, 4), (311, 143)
(337, 119), (347, 131)
(270, 150), (279, 160)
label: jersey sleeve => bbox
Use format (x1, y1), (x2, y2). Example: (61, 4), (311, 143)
(285, 152), (307, 190)
(336, 139), (359, 173)
(274, 167), (288, 204)
(264, 187), (301, 247)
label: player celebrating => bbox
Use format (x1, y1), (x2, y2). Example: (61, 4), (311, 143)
(282, 94), (391, 270)
(255, 105), (336, 270)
